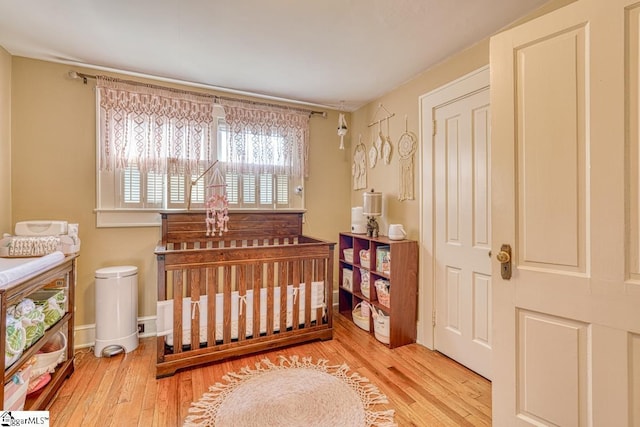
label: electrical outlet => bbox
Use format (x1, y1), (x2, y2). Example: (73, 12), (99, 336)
(138, 323), (144, 334)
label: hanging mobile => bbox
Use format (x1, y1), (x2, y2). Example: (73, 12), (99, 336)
(205, 167), (230, 236)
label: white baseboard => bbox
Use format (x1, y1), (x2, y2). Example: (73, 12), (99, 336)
(73, 315), (157, 349)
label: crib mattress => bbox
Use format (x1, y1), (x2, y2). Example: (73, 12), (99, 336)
(157, 281), (325, 346)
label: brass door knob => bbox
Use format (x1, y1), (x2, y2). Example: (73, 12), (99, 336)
(497, 244), (512, 280)
(496, 250), (511, 264)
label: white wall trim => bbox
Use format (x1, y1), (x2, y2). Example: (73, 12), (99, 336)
(417, 65), (490, 349)
(73, 315), (157, 349)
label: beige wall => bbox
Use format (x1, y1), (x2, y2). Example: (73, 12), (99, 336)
(348, 0), (577, 240)
(0, 46), (10, 232)
(4, 0), (575, 339)
(349, 40), (490, 240)
(9, 58), (350, 331)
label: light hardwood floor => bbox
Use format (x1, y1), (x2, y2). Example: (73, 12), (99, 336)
(47, 312), (491, 426)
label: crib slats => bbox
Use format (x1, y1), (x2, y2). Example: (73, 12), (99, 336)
(266, 262), (274, 336)
(304, 259), (312, 328)
(206, 267), (216, 346)
(252, 263), (261, 339)
(223, 265), (232, 344)
(172, 270), (183, 354)
(315, 258), (327, 327)
(190, 269), (201, 350)
(237, 264), (247, 341)
(279, 262), (287, 334)
(292, 261), (300, 330)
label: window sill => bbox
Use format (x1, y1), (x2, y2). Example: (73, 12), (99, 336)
(95, 209), (162, 228)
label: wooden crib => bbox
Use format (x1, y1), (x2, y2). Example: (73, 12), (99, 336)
(155, 211), (335, 378)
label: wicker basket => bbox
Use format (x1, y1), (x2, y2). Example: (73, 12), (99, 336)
(30, 331), (66, 380)
(361, 281), (370, 298)
(373, 308), (390, 344)
(375, 279), (390, 308)
(352, 302), (370, 331)
(359, 249), (371, 269)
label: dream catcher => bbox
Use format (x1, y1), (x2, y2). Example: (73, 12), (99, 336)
(398, 116), (417, 201)
(205, 167), (229, 236)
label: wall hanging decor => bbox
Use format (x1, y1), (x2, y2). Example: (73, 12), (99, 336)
(374, 120), (384, 161)
(368, 143), (378, 169)
(383, 117), (393, 165)
(367, 103), (395, 168)
(337, 113), (348, 150)
(398, 116), (417, 201)
(353, 135), (367, 190)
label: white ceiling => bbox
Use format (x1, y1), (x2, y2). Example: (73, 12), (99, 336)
(0, 0), (549, 111)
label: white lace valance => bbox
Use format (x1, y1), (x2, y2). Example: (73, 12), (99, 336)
(219, 100), (310, 179)
(97, 76), (215, 175)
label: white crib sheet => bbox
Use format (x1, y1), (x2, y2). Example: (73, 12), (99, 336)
(157, 281), (325, 346)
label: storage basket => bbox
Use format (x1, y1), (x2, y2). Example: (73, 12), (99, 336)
(361, 280), (370, 299)
(343, 248), (354, 263)
(373, 308), (390, 344)
(352, 302), (370, 331)
(342, 268), (353, 291)
(359, 249), (371, 269)
(375, 279), (390, 308)
(30, 331), (66, 380)
(360, 268), (370, 285)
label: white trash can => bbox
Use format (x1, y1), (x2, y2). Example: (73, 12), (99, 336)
(94, 265), (139, 357)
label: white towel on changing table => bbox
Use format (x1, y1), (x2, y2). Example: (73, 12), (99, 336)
(0, 251), (65, 288)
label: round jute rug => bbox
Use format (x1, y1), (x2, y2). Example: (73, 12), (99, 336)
(184, 355), (396, 427)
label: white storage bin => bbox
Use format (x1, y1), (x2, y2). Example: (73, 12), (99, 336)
(343, 248), (354, 263)
(373, 308), (390, 344)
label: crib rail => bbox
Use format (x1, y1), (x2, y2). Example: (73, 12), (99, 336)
(155, 211), (334, 377)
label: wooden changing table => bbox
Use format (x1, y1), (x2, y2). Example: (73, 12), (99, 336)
(0, 254), (77, 410)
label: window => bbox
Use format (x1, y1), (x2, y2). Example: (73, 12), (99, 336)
(95, 78), (307, 227)
(217, 121), (301, 209)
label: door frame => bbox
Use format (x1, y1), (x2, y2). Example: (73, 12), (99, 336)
(418, 65), (490, 348)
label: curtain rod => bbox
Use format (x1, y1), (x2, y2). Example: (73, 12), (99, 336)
(68, 70), (327, 117)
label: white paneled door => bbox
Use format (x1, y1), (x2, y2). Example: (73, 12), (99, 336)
(491, 0), (640, 425)
(422, 67), (492, 380)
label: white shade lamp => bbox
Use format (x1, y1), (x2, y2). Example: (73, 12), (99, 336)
(363, 189), (382, 238)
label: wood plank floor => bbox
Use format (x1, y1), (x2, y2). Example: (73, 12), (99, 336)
(47, 312), (491, 426)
